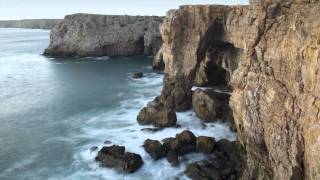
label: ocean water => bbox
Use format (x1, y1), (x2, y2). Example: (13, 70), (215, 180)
(0, 28), (236, 180)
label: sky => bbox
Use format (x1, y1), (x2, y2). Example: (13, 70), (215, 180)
(0, 0), (249, 20)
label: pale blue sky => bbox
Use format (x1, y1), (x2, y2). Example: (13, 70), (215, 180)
(0, 0), (249, 20)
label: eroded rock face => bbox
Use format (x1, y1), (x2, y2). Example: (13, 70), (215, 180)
(152, 46), (165, 70)
(44, 14), (163, 57)
(159, 1), (320, 179)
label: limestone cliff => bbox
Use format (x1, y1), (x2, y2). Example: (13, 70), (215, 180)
(157, 1), (320, 179)
(0, 19), (61, 29)
(44, 14), (163, 57)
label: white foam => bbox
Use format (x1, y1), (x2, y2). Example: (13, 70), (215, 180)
(64, 72), (236, 180)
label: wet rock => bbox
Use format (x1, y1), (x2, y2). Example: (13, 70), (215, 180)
(172, 130), (197, 155)
(185, 140), (243, 180)
(104, 140), (112, 144)
(141, 127), (163, 133)
(166, 150), (179, 167)
(90, 146), (98, 152)
(192, 89), (219, 122)
(162, 137), (176, 152)
(196, 136), (216, 154)
(95, 145), (143, 173)
(132, 72), (143, 79)
(143, 139), (166, 160)
(137, 104), (177, 127)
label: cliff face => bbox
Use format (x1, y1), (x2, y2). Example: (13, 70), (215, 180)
(159, 1), (320, 179)
(0, 19), (61, 29)
(44, 14), (163, 57)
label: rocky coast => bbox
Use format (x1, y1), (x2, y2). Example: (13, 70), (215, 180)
(45, 0), (320, 179)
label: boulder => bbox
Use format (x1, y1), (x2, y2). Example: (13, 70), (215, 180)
(137, 104), (177, 127)
(174, 130), (197, 155)
(95, 145), (143, 173)
(196, 136), (216, 154)
(143, 139), (166, 160)
(132, 72), (143, 79)
(192, 89), (219, 122)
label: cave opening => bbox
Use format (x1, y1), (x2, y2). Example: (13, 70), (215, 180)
(193, 18), (243, 132)
(195, 19), (241, 91)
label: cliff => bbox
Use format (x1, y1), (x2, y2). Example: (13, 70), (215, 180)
(0, 19), (61, 29)
(44, 14), (163, 57)
(154, 1), (320, 179)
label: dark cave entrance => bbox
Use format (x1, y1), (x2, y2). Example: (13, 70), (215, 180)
(195, 18), (241, 90)
(192, 18), (243, 131)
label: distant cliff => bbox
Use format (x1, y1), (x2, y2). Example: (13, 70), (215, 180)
(44, 14), (163, 57)
(0, 19), (61, 29)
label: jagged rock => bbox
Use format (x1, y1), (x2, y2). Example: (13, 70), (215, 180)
(185, 139), (243, 180)
(159, 75), (193, 111)
(171, 130), (197, 155)
(137, 104), (177, 127)
(196, 136), (216, 154)
(158, 3), (320, 178)
(192, 89), (220, 122)
(143, 139), (166, 160)
(44, 14), (163, 57)
(95, 145), (143, 173)
(132, 72), (143, 79)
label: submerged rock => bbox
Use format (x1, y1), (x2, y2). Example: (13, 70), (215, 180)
(95, 145), (143, 173)
(90, 146), (98, 152)
(137, 104), (177, 127)
(132, 72), (143, 79)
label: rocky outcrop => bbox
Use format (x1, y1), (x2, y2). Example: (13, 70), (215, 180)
(95, 145), (143, 173)
(155, 1), (320, 179)
(137, 104), (177, 127)
(0, 19), (61, 29)
(185, 140), (243, 180)
(143, 130), (227, 168)
(44, 14), (163, 57)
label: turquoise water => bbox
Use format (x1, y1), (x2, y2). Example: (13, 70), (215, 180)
(0, 28), (235, 180)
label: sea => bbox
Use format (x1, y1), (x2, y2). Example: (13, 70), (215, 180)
(0, 28), (236, 180)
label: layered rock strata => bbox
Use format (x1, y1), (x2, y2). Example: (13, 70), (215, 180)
(44, 14), (163, 57)
(151, 1), (320, 179)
